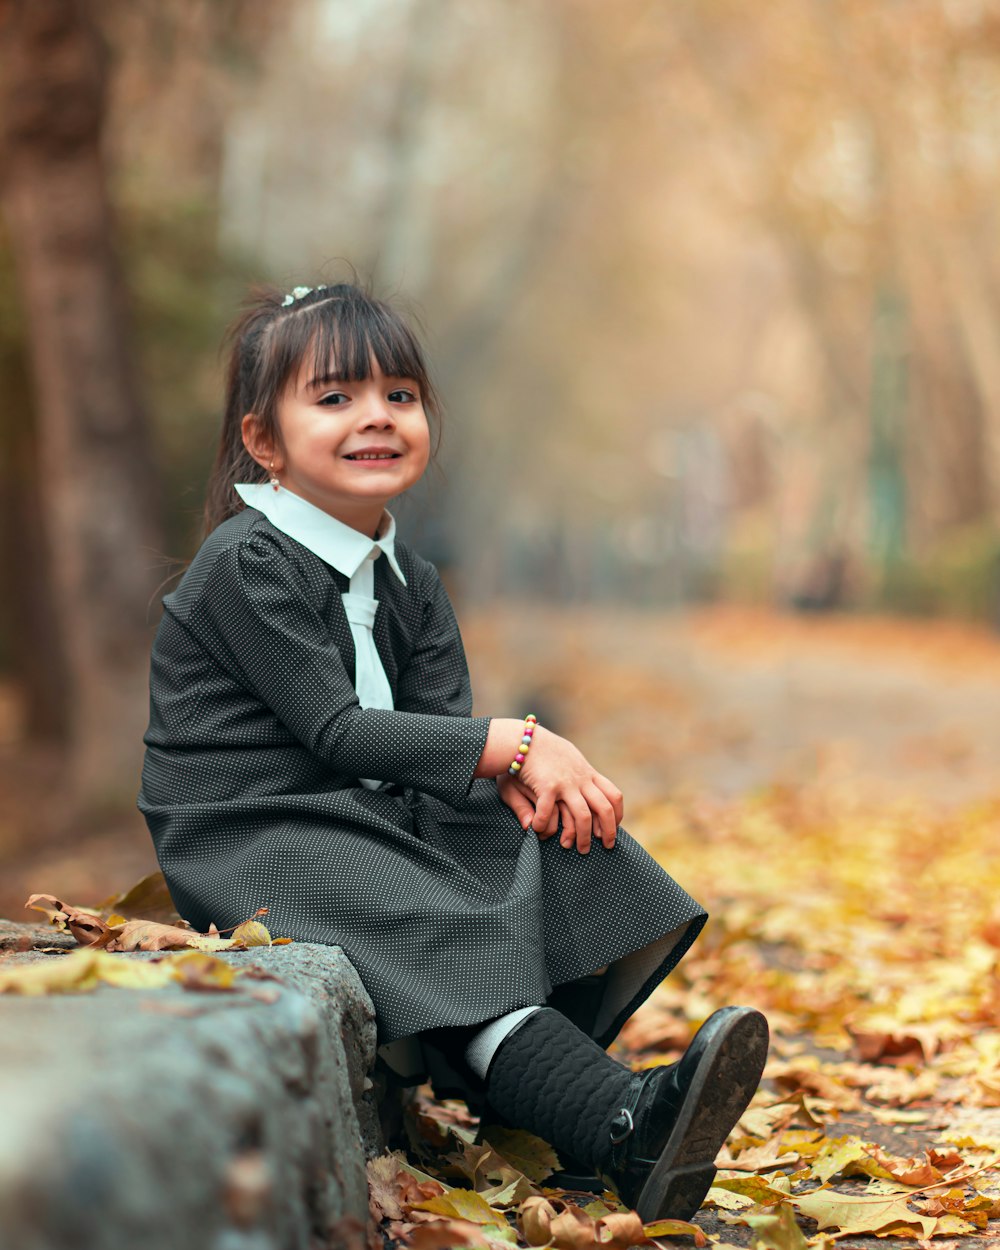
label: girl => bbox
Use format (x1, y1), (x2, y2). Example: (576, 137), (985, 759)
(138, 280), (768, 1222)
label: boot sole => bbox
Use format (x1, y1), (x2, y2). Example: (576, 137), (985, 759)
(634, 1006), (769, 1223)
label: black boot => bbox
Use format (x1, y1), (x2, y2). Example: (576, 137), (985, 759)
(484, 1005), (769, 1222)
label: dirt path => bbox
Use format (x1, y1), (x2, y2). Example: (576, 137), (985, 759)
(463, 603), (1000, 809)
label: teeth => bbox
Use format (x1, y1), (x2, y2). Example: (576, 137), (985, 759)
(351, 453), (396, 460)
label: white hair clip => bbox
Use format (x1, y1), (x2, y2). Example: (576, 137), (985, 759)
(280, 283), (328, 308)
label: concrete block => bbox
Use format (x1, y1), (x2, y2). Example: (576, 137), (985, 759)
(0, 935), (380, 1250)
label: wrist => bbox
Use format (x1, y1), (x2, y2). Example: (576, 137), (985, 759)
(474, 717), (531, 778)
(505, 714), (538, 779)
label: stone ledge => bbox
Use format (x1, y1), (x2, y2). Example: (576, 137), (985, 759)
(0, 927), (382, 1250)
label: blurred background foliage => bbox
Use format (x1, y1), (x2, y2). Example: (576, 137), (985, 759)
(4, 0), (1000, 815)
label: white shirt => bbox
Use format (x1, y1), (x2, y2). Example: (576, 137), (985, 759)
(233, 482), (405, 789)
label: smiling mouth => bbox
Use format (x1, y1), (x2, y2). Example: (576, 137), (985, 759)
(344, 452), (402, 461)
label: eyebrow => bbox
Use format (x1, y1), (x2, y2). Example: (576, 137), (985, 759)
(302, 370), (419, 392)
(303, 371), (348, 392)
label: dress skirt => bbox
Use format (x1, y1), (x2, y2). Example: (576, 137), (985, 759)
(142, 774), (706, 1049)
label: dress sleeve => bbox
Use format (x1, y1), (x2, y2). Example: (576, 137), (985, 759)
(184, 531), (491, 806)
(395, 563), (476, 718)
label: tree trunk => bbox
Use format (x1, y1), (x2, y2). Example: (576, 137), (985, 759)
(0, 0), (164, 809)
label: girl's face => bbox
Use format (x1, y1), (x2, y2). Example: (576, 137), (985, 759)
(245, 352), (431, 534)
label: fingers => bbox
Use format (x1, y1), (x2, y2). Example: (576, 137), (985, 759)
(593, 772), (624, 827)
(504, 785), (536, 831)
(558, 800), (574, 848)
(583, 783), (618, 849)
(532, 789), (559, 837)
(561, 793), (593, 853)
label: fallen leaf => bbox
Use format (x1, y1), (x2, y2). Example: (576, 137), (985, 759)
(519, 1195), (557, 1246)
(164, 950), (240, 992)
(791, 1188), (972, 1238)
(105, 919), (234, 953)
(403, 1219), (498, 1249)
(416, 1188), (508, 1229)
(720, 1138), (801, 1172)
(712, 1174), (792, 1206)
(805, 1137), (895, 1185)
(847, 1018), (957, 1066)
(744, 1202), (811, 1249)
(480, 1128), (561, 1183)
(367, 1153), (444, 1223)
(231, 920), (272, 947)
(643, 1216), (708, 1245)
(96, 870), (180, 924)
(24, 894), (113, 947)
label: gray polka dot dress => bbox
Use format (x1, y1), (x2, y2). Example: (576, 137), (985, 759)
(138, 508), (707, 1047)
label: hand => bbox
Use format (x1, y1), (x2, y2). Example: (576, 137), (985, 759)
(517, 726), (623, 854)
(496, 772), (537, 830)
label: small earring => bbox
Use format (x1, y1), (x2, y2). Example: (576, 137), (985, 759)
(269, 461), (280, 492)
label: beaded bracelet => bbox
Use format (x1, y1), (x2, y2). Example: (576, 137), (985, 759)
(507, 714), (538, 777)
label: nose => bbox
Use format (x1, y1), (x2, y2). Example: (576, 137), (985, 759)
(357, 390), (397, 429)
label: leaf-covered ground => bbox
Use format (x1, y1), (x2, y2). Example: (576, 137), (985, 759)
(5, 604), (1000, 1246)
(370, 605), (1000, 1248)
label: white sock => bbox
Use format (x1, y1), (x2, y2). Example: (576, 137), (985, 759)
(464, 1006), (542, 1079)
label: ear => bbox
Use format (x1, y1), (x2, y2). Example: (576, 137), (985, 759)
(241, 413), (281, 471)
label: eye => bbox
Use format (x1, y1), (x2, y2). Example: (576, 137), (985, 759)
(389, 388), (418, 403)
(318, 391), (350, 406)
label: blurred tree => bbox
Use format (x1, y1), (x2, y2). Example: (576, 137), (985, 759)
(0, 0), (163, 806)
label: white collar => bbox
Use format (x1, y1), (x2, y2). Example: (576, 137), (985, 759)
(233, 482), (407, 585)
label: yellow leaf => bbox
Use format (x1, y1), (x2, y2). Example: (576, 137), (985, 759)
(643, 1217), (707, 1245)
(416, 1189), (505, 1227)
(0, 948), (172, 994)
(712, 1174), (791, 1206)
(481, 1127), (561, 1182)
(231, 920), (272, 947)
(0, 949), (104, 995)
(806, 1137), (895, 1185)
(791, 1189), (938, 1237)
(165, 950), (239, 991)
(744, 1203), (811, 1250)
(704, 1186), (755, 1212)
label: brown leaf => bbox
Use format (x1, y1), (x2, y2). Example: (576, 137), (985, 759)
(847, 1018), (954, 1066)
(771, 1065), (861, 1111)
(402, 1220), (495, 1249)
(368, 1154), (416, 1223)
(518, 1196), (557, 1246)
(96, 871), (180, 924)
(105, 918), (234, 953)
(24, 894), (112, 947)
(366, 1153), (446, 1225)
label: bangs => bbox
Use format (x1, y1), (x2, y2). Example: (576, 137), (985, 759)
(260, 287), (435, 409)
(306, 297), (429, 388)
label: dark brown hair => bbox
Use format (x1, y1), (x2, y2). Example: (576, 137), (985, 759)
(203, 280), (442, 534)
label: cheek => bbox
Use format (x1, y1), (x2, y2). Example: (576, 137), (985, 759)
(414, 417), (432, 461)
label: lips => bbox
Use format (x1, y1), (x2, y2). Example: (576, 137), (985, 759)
(344, 448), (403, 460)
